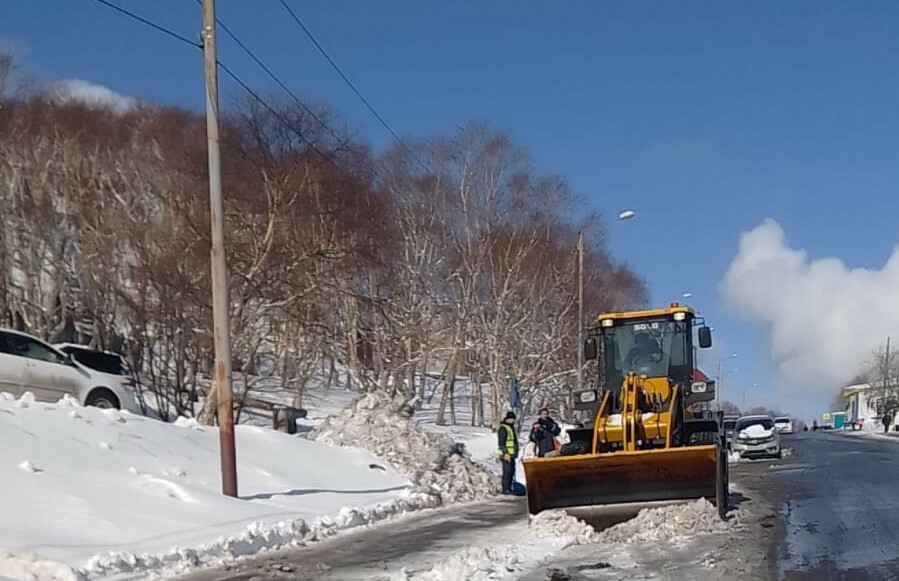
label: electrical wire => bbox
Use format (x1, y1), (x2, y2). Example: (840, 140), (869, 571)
(87, 0), (361, 176)
(278, 0), (404, 146)
(277, 0), (428, 170)
(89, 0), (201, 49)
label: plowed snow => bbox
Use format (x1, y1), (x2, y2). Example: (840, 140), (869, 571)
(314, 392), (499, 504)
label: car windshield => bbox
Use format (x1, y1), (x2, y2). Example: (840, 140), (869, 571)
(723, 420), (737, 431)
(774, 417), (790, 423)
(59, 347), (126, 375)
(737, 417), (774, 431)
(602, 318), (690, 388)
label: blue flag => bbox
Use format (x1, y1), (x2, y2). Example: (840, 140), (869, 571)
(510, 378), (522, 408)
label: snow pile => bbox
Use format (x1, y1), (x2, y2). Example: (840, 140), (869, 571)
(314, 391), (499, 504)
(0, 391), (418, 579)
(596, 499), (733, 547)
(401, 544), (528, 581)
(529, 510), (598, 545)
(738, 423), (775, 439)
(0, 551), (84, 581)
(402, 511), (596, 580)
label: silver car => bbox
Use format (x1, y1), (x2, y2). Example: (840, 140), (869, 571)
(0, 329), (139, 412)
(732, 415), (782, 459)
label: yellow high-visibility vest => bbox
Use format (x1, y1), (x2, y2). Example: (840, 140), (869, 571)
(498, 424), (516, 456)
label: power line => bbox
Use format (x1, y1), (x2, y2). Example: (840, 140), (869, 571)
(89, 0), (201, 49)
(277, 0), (424, 165)
(194, 0), (350, 150)
(93, 0), (427, 175)
(87, 0), (362, 176)
(216, 60), (345, 170)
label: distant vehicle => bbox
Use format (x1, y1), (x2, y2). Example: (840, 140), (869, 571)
(774, 416), (794, 434)
(0, 329), (139, 412)
(723, 415), (740, 448)
(732, 415), (782, 459)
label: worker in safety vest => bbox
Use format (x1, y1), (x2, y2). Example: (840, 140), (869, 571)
(497, 411), (520, 494)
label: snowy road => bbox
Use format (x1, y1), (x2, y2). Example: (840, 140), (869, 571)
(773, 432), (899, 580)
(177, 432), (899, 581)
(176, 497), (529, 580)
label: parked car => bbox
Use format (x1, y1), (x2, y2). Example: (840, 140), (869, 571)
(774, 416), (794, 434)
(53, 343), (141, 409)
(732, 415), (782, 459)
(0, 329), (139, 411)
(723, 415), (740, 448)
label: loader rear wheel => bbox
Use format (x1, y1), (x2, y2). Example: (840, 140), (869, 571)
(716, 445), (728, 520)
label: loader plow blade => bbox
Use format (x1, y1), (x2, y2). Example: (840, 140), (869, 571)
(523, 446), (718, 515)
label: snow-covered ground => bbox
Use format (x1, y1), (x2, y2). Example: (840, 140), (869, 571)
(0, 392), (430, 580)
(2, 367), (760, 581)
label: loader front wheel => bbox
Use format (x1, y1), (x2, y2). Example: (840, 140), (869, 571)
(716, 445), (729, 520)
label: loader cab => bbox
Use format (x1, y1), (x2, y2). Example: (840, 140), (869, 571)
(584, 304), (712, 392)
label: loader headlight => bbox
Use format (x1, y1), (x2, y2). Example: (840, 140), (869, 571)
(578, 390), (597, 403)
(673, 312), (686, 321)
(600, 318), (614, 328)
(691, 381), (707, 393)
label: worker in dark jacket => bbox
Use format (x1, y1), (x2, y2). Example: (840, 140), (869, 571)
(497, 411), (520, 494)
(529, 408), (562, 457)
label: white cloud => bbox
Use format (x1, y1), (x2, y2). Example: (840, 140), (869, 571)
(45, 79), (136, 114)
(722, 219), (899, 399)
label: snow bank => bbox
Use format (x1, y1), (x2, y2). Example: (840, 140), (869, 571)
(314, 392), (499, 504)
(596, 499), (735, 547)
(0, 552), (83, 581)
(0, 392), (418, 579)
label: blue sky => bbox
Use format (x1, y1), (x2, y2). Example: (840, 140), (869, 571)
(7, 1), (899, 418)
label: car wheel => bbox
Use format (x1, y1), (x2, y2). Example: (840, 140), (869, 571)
(85, 388), (121, 410)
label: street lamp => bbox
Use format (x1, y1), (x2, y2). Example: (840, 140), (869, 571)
(575, 210), (636, 408)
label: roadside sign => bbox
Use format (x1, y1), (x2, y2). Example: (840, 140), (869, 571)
(822, 412), (831, 421)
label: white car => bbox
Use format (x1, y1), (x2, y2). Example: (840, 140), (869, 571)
(774, 416), (794, 434)
(0, 328), (139, 412)
(732, 415), (782, 459)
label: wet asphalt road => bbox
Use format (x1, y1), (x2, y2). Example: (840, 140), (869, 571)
(773, 431), (899, 580)
(175, 497), (528, 581)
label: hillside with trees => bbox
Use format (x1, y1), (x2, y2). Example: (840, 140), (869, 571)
(0, 55), (646, 426)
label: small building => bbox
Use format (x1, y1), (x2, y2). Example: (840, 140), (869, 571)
(843, 382), (899, 431)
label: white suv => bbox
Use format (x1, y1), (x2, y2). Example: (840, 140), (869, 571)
(732, 415), (782, 459)
(0, 329), (139, 412)
(774, 416), (794, 434)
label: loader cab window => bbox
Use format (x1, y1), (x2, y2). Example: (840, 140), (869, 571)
(602, 318), (692, 389)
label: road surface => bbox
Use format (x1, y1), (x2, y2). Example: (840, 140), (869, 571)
(770, 431), (899, 580)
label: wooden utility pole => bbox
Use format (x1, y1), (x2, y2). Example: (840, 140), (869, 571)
(202, 0), (237, 497)
(575, 231), (585, 399)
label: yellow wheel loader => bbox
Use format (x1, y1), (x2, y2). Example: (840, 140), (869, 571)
(522, 303), (729, 519)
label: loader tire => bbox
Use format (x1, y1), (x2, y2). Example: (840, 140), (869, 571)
(716, 445), (728, 520)
(560, 441), (588, 456)
(688, 431), (719, 445)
